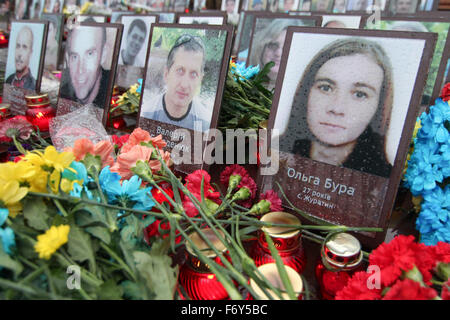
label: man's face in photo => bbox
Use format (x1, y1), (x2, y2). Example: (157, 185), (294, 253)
(164, 47), (204, 111)
(226, 0), (235, 13)
(15, 27), (33, 74)
(396, 0), (413, 12)
(126, 25), (146, 58)
(67, 27), (104, 101)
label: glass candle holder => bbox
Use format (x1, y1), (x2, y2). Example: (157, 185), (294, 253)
(25, 94), (55, 132)
(247, 263), (303, 300)
(315, 233), (364, 300)
(178, 228), (231, 300)
(249, 211), (307, 274)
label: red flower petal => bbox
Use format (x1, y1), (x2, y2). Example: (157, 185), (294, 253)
(382, 279), (437, 300)
(335, 271), (382, 300)
(219, 164), (249, 187)
(260, 190), (283, 211)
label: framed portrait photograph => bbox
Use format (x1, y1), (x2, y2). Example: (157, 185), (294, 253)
(56, 22), (124, 125)
(115, 14), (158, 89)
(15, 0), (30, 19)
(345, 0), (374, 11)
(387, 0), (419, 15)
(278, 0), (300, 11)
(194, 0), (207, 11)
(236, 11), (288, 63)
(332, 0), (347, 12)
(137, 23), (233, 173)
(76, 15), (107, 23)
(171, 0), (190, 12)
(298, 0), (312, 10)
(29, 0), (42, 19)
(362, 16), (450, 105)
(110, 10), (134, 23)
(144, 0), (167, 11)
(155, 12), (177, 23)
(310, 0), (334, 12)
(3, 20), (48, 114)
(221, 0), (241, 15)
(176, 12), (227, 25)
(245, 0), (268, 11)
(260, 27), (436, 248)
(41, 13), (64, 71)
(247, 15), (321, 89)
(321, 13), (365, 28)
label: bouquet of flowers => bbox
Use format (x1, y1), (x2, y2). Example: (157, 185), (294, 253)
(403, 83), (450, 245)
(0, 126), (382, 300)
(335, 235), (450, 300)
(110, 80), (142, 116)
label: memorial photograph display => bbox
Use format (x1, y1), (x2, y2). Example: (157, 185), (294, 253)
(3, 20), (48, 113)
(56, 22), (123, 125)
(261, 27), (436, 247)
(247, 15), (321, 89)
(1, 0), (450, 303)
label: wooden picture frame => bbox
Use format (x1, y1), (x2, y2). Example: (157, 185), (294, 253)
(40, 13), (64, 71)
(3, 20), (49, 115)
(56, 22), (124, 126)
(176, 12), (228, 25)
(137, 23), (233, 174)
(259, 26), (436, 249)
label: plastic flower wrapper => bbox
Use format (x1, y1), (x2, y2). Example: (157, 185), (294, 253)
(49, 104), (111, 152)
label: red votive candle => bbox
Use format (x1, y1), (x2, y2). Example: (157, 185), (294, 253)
(25, 94), (55, 132)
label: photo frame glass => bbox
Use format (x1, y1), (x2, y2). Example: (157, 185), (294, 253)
(247, 0), (268, 10)
(221, 0), (241, 15)
(278, 0), (300, 11)
(116, 15), (158, 89)
(261, 28), (435, 248)
(388, 0), (418, 15)
(311, 0), (334, 11)
(4, 21), (48, 101)
(321, 14), (362, 28)
(56, 23), (123, 125)
(77, 15), (107, 23)
(247, 16), (320, 90)
(41, 13), (64, 71)
(138, 25), (230, 135)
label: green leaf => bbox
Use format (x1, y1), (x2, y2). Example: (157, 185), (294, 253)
(85, 226), (111, 244)
(23, 198), (49, 231)
(67, 225), (96, 273)
(0, 246), (23, 277)
(132, 239), (178, 300)
(96, 279), (123, 300)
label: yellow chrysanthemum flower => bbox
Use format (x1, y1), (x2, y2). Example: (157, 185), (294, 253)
(24, 146), (75, 173)
(27, 168), (49, 193)
(129, 83), (139, 94)
(0, 161), (36, 185)
(0, 179), (28, 218)
(34, 225), (71, 260)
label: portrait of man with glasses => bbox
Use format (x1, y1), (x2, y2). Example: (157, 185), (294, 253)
(141, 33), (210, 132)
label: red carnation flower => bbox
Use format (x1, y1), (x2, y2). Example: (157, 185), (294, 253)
(335, 271), (382, 300)
(185, 169), (220, 200)
(220, 164), (249, 188)
(431, 241), (450, 263)
(369, 235), (418, 287)
(382, 279), (437, 300)
(441, 83), (450, 102)
(151, 185), (174, 212)
(238, 175), (257, 199)
(260, 190), (283, 212)
(112, 134), (130, 149)
(182, 195), (202, 217)
(144, 219), (181, 244)
(414, 242), (438, 285)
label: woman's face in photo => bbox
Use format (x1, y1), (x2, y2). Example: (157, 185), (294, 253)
(262, 29), (286, 79)
(306, 53), (383, 146)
